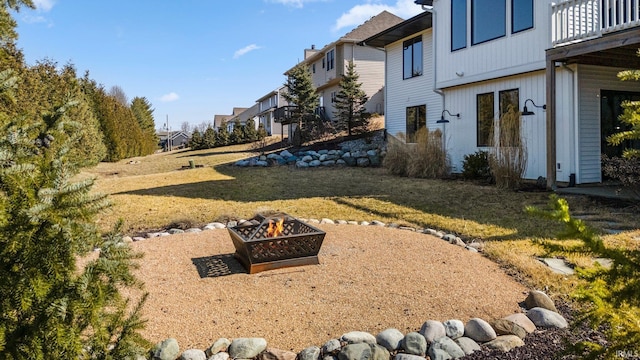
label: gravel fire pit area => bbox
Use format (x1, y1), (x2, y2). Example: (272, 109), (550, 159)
(129, 224), (529, 353)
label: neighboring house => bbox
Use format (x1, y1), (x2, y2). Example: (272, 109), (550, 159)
(280, 10), (404, 125)
(226, 104), (260, 132)
(366, 0), (640, 186)
(213, 107), (248, 131)
(256, 87), (286, 137)
(158, 130), (190, 151)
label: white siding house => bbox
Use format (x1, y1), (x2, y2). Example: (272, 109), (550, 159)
(369, 0), (640, 186)
(281, 10), (404, 124)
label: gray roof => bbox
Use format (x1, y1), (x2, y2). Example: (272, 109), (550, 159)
(360, 11), (432, 48)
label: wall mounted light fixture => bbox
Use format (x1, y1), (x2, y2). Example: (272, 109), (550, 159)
(522, 99), (546, 116)
(437, 109), (460, 123)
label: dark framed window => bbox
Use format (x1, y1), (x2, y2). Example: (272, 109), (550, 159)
(406, 105), (426, 143)
(498, 89), (520, 146)
(451, 0), (467, 51)
(312, 63), (316, 73)
(472, 0), (506, 45)
(326, 49), (335, 71)
(512, 0), (534, 33)
(477, 92), (494, 147)
(403, 36), (423, 79)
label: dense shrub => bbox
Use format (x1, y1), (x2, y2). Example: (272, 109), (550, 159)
(602, 154), (640, 197)
(462, 150), (492, 181)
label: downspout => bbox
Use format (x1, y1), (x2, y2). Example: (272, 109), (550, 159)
(561, 62), (578, 186)
(421, 3), (445, 110)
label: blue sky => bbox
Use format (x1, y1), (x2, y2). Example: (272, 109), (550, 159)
(14, 0), (424, 130)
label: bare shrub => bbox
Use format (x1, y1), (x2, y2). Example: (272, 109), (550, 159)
(489, 106), (527, 189)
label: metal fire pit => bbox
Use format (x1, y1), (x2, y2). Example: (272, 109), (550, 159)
(227, 214), (326, 274)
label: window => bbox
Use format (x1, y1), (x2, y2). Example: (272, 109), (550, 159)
(512, 0), (533, 33)
(498, 89), (520, 146)
(331, 91), (337, 103)
(312, 63), (316, 73)
(326, 49), (335, 71)
(403, 36), (423, 79)
(406, 105), (426, 143)
(477, 92), (494, 147)
(472, 0), (506, 45)
(451, 0), (467, 51)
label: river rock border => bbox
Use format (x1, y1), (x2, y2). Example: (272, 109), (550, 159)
(123, 220), (568, 360)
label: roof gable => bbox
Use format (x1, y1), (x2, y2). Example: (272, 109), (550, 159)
(341, 10), (404, 42)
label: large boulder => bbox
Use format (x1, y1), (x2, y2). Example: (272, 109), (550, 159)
(151, 338), (180, 360)
(419, 320), (446, 343)
(525, 290), (558, 312)
(527, 307), (568, 329)
(484, 335), (525, 352)
(464, 318), (497, 343)
(429, 336), (465, 359)
(375, 328), (404, 351)
(228, 338), (267, 359)
(502, 313), (536, 334)
(401, 332), (427, 356)
(443, 319), (465, 340)
(341, 331), (377, 345)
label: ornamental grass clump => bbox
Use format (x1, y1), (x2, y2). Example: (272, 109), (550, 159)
(383, 128), (449, 179)
(489, 106), (527, 189)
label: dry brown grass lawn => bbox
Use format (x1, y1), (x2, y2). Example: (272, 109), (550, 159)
(83, 143), (640, 298)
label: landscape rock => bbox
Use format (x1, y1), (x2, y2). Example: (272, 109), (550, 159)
(168, 228), (185, 235)
(443, 319), (465, 340)
(484, 335), (525, 352)
(340, 331), (376, 345)
(296, 161), (309, 168)
(180, 349), (206, 360)
(259, 348), (297, 360)
(371, 220), (386, 226)
(401, 332), (427, 356)
(394, 354), (426, 360)
(322, 339), (342, 354)
(375, 328), (404, 351)
(524, 290), (558, 312)
(492, 319), (527, 339)
(526, 307), (568, 329)
(428, 347), (453, 360)
(454, 337), (481, 355)
(419, 320), (446, 343)
(185, 228), (202, 233)
(430, 336), (465, 359)
(356, 157), (370, 167)
(151, 338), (180, 360)
(298, 346), (321, 360)
(207, 352), (229, 360)
(309, 160), (322, 167)
(503, 313), (536, 334)
(320, 218), (335, 225)
(360, 221), (370, 226)
(464, 318), (497, 343)
(338, 343), (388, 360)
(228, 338), (267, 359)
(206, 338), (230, 357)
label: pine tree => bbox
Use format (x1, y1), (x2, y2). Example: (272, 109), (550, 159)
(202, 126), (216, 148)
(130, 96), (159, 153)
(0, 71), (149, 359)
(216, 123), (230, 146)
(189, 128), (204, 150)
(283, 63), (319, 131)
(230, 119), (244, 144)
(243, 118), (258, 143)
(334, 61), (370, 136)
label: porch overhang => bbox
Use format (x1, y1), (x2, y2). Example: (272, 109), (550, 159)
(545, 28), (640, 189)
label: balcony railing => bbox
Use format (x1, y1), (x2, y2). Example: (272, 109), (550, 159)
(552, 0), (640, 46)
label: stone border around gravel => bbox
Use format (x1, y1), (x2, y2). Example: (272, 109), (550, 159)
(120, 219), (569, 360)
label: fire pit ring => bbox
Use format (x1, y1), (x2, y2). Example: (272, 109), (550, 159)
(227, 214), (326, 274)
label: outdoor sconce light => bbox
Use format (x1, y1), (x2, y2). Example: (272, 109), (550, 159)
(522, 99), (546, 116)
(437, 109), (460, 123)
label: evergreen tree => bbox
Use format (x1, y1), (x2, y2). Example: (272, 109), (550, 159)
(189, 128), (204, 150)
(230, 119), (243, 144)
(130, 96), (158, 153)
(0, 71), (149, 359)
(202, 126), (216, 148)
(0, 0), (33, 43)
(334, 61), (370, 136)
(283, 63), (319, 130)
(610, 67), (640, 159)
(216, 123), (230, 146)
(257, 123), (267, 141)
(243, 118), (258, 143)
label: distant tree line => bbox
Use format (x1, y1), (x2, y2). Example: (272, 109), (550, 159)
(189, 118), (267, 150)
(0, 44), (158, 165)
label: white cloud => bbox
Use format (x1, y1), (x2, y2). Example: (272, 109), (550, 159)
(160, 92), (180, 102)
(233, 44), (262, 59)
(332, 0), (424, 32)
(32, 0), (55, 12)
(22, 15), (47, 24)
